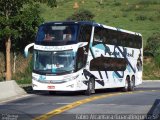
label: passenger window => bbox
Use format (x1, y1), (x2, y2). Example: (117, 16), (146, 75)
(78, 25), (92, 42)
(90, 57), (127, 71)
(76, 47), (88, 71)
(93, 27), (142, 49)
(93, 27), (108, 45)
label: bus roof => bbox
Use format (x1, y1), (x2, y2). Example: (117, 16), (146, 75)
(41, 21), (142, 37)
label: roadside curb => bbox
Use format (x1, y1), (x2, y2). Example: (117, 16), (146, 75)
(0, 80), (26, 102)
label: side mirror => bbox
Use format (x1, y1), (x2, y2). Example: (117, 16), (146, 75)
(24, 43), (34, 58)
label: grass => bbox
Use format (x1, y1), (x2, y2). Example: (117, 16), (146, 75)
(143, 57), (160, 80)
(40, 0), (160, 80)
(15, 77), (32, 84)
(12, 0), (159, 83)
(13, 56), (33, 85)
(40, 0), (160, 47)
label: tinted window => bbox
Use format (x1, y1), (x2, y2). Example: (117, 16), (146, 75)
(93, 26), (142, 49)
(90, 57), (127, 71)
(75, 47), (88, 71)
(78, 25), (92, 42)
(35, 24), (78, 45)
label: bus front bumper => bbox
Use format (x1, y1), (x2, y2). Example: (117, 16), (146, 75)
(32, 80), (87, 91)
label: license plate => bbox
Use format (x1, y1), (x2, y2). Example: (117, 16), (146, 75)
(48, 86), (55, 89)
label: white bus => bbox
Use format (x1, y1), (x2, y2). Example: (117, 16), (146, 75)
(24, 21), (143, 95)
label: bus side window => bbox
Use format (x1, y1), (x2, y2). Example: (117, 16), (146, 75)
(78, 25), (92, 53)
(90, 57), (127, 71)
(76, 47), (87, 71)
(78, 25), (92, 42)
(63, 27), (72, 41)
(135, 35), (142, 49)
(93, 27), (107, 45)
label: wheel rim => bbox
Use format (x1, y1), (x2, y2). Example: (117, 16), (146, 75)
(125, 79), (128, 89)
(131, 80), (133, 88)
(131, 77), (135, 89)
(89, 81), (92, 91)
(89, 78), (94, 91)
(86, 78), (95, 95)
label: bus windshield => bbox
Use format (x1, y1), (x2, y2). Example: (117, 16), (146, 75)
(34, 50), (75, 75)
(36, 24), (78, 45)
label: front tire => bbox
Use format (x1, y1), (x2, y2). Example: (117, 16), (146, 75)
(122, 77), (130, 92)
(85, 77), (95, 96)
(128, 76), (135, 91)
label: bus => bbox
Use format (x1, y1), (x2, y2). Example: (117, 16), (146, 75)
(24, 21), (143, 95)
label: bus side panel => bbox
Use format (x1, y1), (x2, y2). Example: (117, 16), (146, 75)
(86, 43), (142, 90)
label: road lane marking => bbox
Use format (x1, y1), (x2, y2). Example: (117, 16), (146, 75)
(33, 92), (122, 120)
(33, 90), (160, 120)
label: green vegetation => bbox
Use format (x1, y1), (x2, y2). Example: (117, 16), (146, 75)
(14, 57), (33, 84)
(1, 0), (160, 83)
(144, 32), (160, 78)
(0, 0), (49, 81)
(145, 33), (160, 57)
(67, 9), (95, 21)
(0, 0), (56, 81)
(40, 0), (160, 46)
(143, 57), (160, 80)
(39, 0), (160, 80)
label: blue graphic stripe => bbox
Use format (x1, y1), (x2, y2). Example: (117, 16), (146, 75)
(90, 48), (103, 79)
(116, 46), (135, 73)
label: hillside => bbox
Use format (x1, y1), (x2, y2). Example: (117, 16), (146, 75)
(40, 0), (160, 46)
(0, 0), (159, 83)
(39, 0), (160, 79)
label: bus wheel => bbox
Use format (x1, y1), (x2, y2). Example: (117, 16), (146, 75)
(85, 77), (95, 96)
(122, 77), (130, 92)
(128, 76), (135, 91)
(49, 91), (56, 95)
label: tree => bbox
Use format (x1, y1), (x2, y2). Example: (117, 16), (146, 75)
(144, 33), (160, 67)
(67, 9), (95, 21)
(11, 4), (43, 52)
(144, 33), (160, 57)
(0, 0), (57, 80)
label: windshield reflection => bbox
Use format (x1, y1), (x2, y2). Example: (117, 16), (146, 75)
(36, 24), (78, 45)
(34, 50), (75, 75)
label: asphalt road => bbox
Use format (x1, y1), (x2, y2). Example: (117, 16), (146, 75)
(0, 81), (160, 120)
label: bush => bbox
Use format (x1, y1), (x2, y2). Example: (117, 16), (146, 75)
(145, 33), (160, 57)
(67, 9), (95, 21)
(138, 0), (160, 5)
(155, 55), (160, 68)
(113, 14), (120, 18)
(122, 13), (128, 17)
(13, 56), (33, 84)
(136, 14), (147, 21)
(148, 17), (155, 21)
(113, 1), (121, 6)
